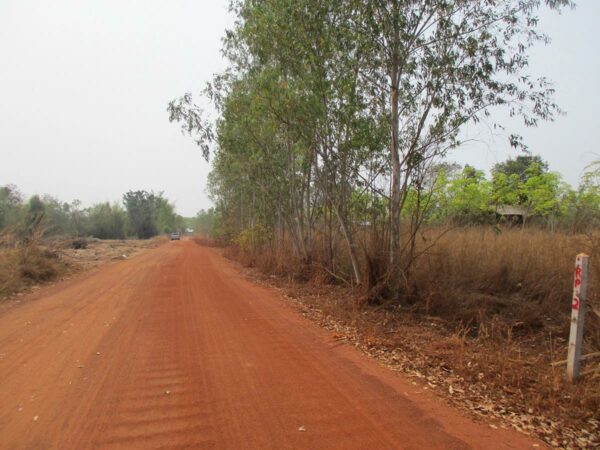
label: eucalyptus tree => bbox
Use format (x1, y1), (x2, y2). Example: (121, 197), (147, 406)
(207, 68), (317, 259)
(171, 0), (381, 281)
(224, 0), (388, 282)
(168, 0), (572, 290)
(342, 0), (571, 268)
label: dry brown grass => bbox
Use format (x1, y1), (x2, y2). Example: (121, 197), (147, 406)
(0, 238), (68, 298)
(0, 234), (167, 299)
(409, 228), (600, 343)
(225, 227), (600, 347)
(59, 235), (168, 270)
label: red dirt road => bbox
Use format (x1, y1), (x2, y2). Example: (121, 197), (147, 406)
(0, 240), (540, 449)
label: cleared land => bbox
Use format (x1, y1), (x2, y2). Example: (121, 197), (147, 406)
(0, 239), (539, 449)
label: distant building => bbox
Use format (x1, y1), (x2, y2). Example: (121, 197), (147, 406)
(495, 205), (529, 225)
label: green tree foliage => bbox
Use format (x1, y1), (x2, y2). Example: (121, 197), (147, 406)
(193, 209), (219, 237)
(0, 185), (183, 240)
(341, 0), (570, 264)
(155, 197), (184, 234)
(0, 185), (23, 230)
(493, 155), (550, 184)
(169, 0), (572, 287)
(87, 202), (127, 239)
(122, 191), (160, 239)
(24, 195), (46, 235)
(122, 190), (182, 239)
(38, 196), (87, 237)
(444, 166), (493, 224)
(570, 162), (600, 231)
(491, 155), (565, 225)
(521, 165), (562, 218)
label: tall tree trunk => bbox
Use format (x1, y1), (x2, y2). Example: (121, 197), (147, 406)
(315, 160), (362, 285)
(386, 1), (403, 270)
(330, 201), (362, 285)
(305, 150), (313, 260)
(389, 81), (401, 267)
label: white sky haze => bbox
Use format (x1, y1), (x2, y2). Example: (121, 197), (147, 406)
(0, 0), (598, 216)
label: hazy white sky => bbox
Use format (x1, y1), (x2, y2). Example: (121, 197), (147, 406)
(0, 1), (598, 216)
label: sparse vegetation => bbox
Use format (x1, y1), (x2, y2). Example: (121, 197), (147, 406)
(0, 187), (183, 298)
(0, 232), (67, 298)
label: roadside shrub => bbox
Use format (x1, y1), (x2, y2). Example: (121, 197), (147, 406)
(71, 238), (88, 249)
(0, 237), (67, 298)
(233, 225), (272, 253)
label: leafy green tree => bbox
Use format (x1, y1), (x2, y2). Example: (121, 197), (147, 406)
(24, 195), (45, 235)
(492, 172), (522, 206)
(0, 186), (184, 240)
(492, 155), (550, 206)
(343, 0), (570, 264)
(122, 190), (160, 239)
(193, 208), (225, 238)
(493, 155), (549, 184)
(418, 164), (492, 225)
(0, 184), (23, 230)
(520, 165), (562, 218)
(87, 202), (127, 239)
(491, 157), (565, 227)
(40, 196), (80, 236)
(155, 197), (182, 234)
(122, 191), (181, 238)
(491, 156), (562, 219)
(68, 200), (88, 237)
(569, 162), (600, 231)
(445, 166), (493, 224)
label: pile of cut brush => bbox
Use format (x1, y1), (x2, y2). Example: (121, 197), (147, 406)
(0, 232), (68, 298)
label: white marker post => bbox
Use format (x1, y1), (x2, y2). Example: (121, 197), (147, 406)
(567, 253), (589, 382)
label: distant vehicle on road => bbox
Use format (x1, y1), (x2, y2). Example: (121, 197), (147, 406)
(170, 232), (181, 240)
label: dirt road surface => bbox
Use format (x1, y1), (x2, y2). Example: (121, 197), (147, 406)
(0, 240), (541, 449)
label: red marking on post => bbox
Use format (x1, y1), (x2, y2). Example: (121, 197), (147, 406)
(574, 266), (582, 288)
(569, 253), (589, 382)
